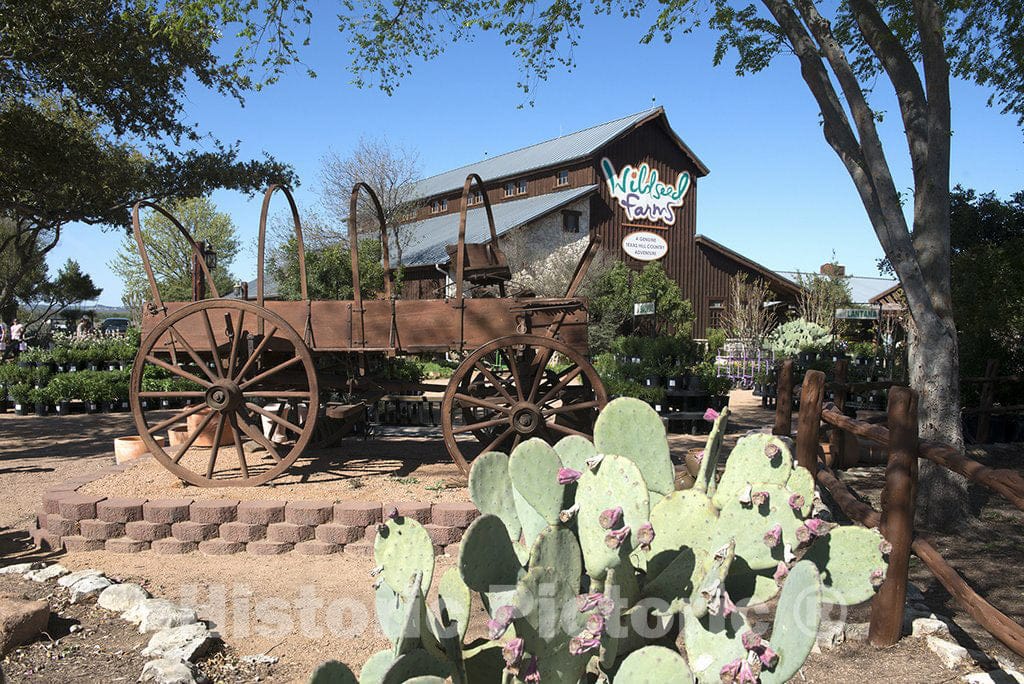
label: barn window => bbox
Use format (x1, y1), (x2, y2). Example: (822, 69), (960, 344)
(430, 200), (439, 214)
(556, 169), (570, 186)
(709, 299), (725, 328)
(504, 183), (515, 197)
(562, 210), (581, 233)
(516, 179), (528, 195)
(440, 198), (447, 211)
(468, 191), (482, 205)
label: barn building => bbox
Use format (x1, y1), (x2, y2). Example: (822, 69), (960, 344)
(398, 107), (802, 334)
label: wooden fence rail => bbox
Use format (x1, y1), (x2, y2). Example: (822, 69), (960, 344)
(774, 368), (1024, 656)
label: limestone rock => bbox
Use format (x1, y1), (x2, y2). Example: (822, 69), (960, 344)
(142, 623), (215, 662)
(126, 599), (198, 633)
(98, 583), (150, 613)
(816, 620), (846, 650)
(843, 622), (871, 642)
(24, 564), (68, 582)
(0, 563), (43, 575)
(140, 658), (196, 684)
(912, 617), (951, 638)
(927, 635), (972, 669)
(962, 671), (1024, 684)
(0, 595), (50, 656)
(68, 575), (114, 603)
(57, 569), (104, 588)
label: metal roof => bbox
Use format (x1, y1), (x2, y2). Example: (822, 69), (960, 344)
(775, 271), (898, 304)
(410, 107), (703, 200)
(401, 185), (598, 266)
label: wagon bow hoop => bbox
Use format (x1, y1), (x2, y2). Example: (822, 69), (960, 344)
(257, 184), (309, 306)
(131, 200), (221, 312)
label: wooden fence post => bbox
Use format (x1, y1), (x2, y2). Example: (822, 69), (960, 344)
(795, 369), (825, 478)
(869, 386), (919, 646)
(829, 360), (849, 465)
(976, 359), (999, 444)
(773, 360), (795, 437)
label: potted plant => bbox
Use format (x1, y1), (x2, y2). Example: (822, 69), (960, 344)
(9, 383), (31, 416)
(80, 373), (103, 413)
(49, 375), (75, 415)
(29, 386), (49, 416)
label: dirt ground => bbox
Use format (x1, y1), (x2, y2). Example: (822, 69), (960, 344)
(1, 391), (1022, 682)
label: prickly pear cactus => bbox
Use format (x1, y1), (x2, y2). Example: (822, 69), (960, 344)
(312, 397), (890, 683)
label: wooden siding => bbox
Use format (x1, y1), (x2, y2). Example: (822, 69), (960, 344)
(413, 161), (593, 221)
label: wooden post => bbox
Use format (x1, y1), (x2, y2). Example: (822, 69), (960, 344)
(976, 359), (999, 444)
(795, 369), (825, 477)
(829, 360), (849, 466)
(869, 386), (919, 646)
(773, 360), (795, 436)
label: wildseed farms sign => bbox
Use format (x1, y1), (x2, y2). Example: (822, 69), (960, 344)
(601, 158), (691, 225)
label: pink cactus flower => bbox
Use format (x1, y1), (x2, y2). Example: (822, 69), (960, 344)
(502, 638), (524, 667)
(703, 407), (720, 422)
(598, 506), (623, 530)
(763, 524), (782, 548)
(604, 525), (631, 549)
(751, 490), (769, 506)
(596, 594), (616, 618)
(736, 659), (759, 683)
(789, 493), (805, 510)
(576, 593), (603, 612)
(636, 522), (655, 550)
(870, 569), (886, 587)
(756, 643), (779, 668)
(764, 442), (781, 459)
(386, 506), (399, 520)
(721, 591), (737, 617)
(741, 631), (762, 650)
(879, 539), (893, 555)
(568, 633), (601, 655)
(694, 449), (704, 463)
(557, 467), (582, 485)
(488, 605), (516, 639)
(720, 658), (743, 683)
(773, 562), (789, 585)
(585, 612), (606, 635)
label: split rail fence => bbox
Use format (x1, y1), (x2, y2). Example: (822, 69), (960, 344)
(772, 359), (1024, 655)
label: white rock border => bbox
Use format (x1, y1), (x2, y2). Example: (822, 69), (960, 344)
(6, 562), (221, 684)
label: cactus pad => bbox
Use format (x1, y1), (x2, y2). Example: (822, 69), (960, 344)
(712, 484), (803, 572)
(554, 434), (598, 473)
(529, 525), (583, 588)
(713, 433), (794, 509)
(374, 517), (435, 595)
(683, 606), (749, 684)
(760, 560), (822, 684)
(436, 567), (472, 641)
(509, 438), (568, 524)
(786, 466), (816, 517)
(695, 408), (730, 495)
(468, 451), (522, 543)
(358, 650), (396, 684)
(593, 397), (675, 496)
(309, 660), (358, 684)
(615, 645), (692, 683)
(380, 648), (450, 684)
(576, 453), (651, 579)
(459, 514), (524, 594)
(801, 525), (888, 605)
(646, 489), (717, 580)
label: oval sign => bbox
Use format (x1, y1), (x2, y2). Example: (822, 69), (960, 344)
(622, 231), (668, 261)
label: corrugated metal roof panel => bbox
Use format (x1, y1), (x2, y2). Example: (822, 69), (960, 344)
(401, 185), (598, 266)
(410, 109), (659, 200)
(776, 271), (898, 304)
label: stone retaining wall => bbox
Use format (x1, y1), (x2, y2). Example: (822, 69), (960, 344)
(33, 465), (478, 557)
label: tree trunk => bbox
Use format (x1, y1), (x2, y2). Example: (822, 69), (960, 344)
(907, 316), (970, 529)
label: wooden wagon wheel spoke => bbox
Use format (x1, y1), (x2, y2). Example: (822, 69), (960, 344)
(483, 426), (516, 454)
(144, 354), (212, 389)
(542, 399), (603, 417)
(232, 411), (284, 462)
(505, 351), (525, 401)
(149, 403), (209, 434)
(526, 348), (555, 402)
(537, 365), (583, 407)
(200, 308), (225, 378)
(131, 300), (318, 487)
(451, 414), (511, 434)
(226, 413), (250, 480)
(226, 310), (245, 378)
(170, 410), (215, 464)
(232, 325), (279, 381)
(246, 401), (303, 435)
(454, 393), (511, 413)
(237, 356), (303, 391)
(473, 361), (515, 404)
(167, 327), (218, 383)
(545, 421), (590, 438)
(206, 413), (228, 479)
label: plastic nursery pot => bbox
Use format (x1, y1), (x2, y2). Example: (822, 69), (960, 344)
(642, 376), (663, 388)
(87, 401), (101, 414)
(114, 435), (167, 465)
(55, 401), (71, 416)
(13, 403), (26, 416)
(33, 402), (47, 417)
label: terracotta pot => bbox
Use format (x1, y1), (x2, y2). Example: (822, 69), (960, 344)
(674, 469), (696, 491)
(114, 435), (166, 465)
(167, 425), (189, 446)
(186, 408), (233, 447)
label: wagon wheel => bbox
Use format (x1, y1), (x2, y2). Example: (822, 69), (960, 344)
(442, 334), (607, 475)
(130, 300), (319, 487)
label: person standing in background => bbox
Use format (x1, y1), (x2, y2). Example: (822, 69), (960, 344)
(0, 319), (8, 360)
(10, 318), (24, 356)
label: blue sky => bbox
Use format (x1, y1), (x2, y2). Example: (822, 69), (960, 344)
(50, 8), (1023, 306)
